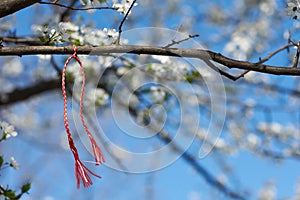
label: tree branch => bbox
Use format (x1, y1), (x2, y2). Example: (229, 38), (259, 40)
(0, 0), (41, 18)
(39, 1), (116, 11)
(0, 36), (42, 45)
(157, 131), (245, 199)
(164, 34), (200, 48)
(258, 43), (293, 64)
(1, 45), (300, 76)
(0, 79), (59, 106)
(116, 0), (137, 44)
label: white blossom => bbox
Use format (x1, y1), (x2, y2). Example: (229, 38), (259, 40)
(37, 54), (51, 62)
(287, 0), (300, 19)
(257, 122), (299, 143)
(32, 22), (80, 44)
(2, 58), (24, 77)
(244, 71), (269, 84)
(215, 138), (226, 149)
(228, 121), (245, 140)
(152, 55), (171, 64)
(294, 179), (300, 199)
(103, 28), (118, 38)
(82, 28), (105, 45)
(59, 22), (79, 32)
(269, 122), (283, 136)
(188, 191), (201, 200)
(224, 34), (252, 60)
(258, 181), (276, 200)
(9, 157), (20, 170)
(85, 88), (109, 107)
(80, 0), (101, 9)
(150, 86), (166, 102)
(245, 98), (256, 107)
(32, 21), (122, 45)
(116, 67), (129, 75)
(217, 173), (228, 185)
(259, 1), (276, 15)
(80, 0), (88, 5)
(0, 121), (18, 139)
(31, 24), (48, 34)
(246, 133), (261, 148)
(258, 122), (282, 135)
(146, 57), (190, 81)
(112, 0), (138, 15)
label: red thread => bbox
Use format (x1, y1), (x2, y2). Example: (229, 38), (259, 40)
(62, 45), (104, 188)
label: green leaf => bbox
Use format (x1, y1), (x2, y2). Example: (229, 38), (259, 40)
(0, 156), (3, 168)
(38, 36), (46, 43)
(140, 88), (151, 93)
(80, 0), (88, 5)
(225, 85), (236, 94)
(85, 66), (94, 74)
(0, 133), (6, 141)
(191, 70), (200, 77)
(65, 72), (75, 83)
(21, 183), (31, 194)
(72, 39), (81, 46)
(184, 74), (194, 83)
(98, 0), (107, 3)
(146, 64), (153, 70)
(4, 189), (17, 199)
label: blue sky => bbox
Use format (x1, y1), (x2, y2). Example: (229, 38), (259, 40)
(1, 1), (300, 200)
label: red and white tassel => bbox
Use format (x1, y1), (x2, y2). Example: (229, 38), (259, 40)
(62, 45), (104, 188)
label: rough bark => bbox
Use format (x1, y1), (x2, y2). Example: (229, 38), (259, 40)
(0, 0), (40, 18)
(0, 45), (300, 76)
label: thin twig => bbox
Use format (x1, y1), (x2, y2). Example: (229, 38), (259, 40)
(257, 43), (294, 64)
(116, 0), (137, 45)
(234, 70), (251, 80)
(164, 34), (199, 48)
(203, 59), (248, 81)
(39, 1), (116, 11)
(293, 43), (300, 68)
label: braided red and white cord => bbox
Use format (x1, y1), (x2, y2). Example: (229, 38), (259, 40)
(62, 45), (105, 188)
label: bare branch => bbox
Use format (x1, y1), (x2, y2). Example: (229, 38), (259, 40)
(293, 43), (300, 68)
(0, 0), (40, 18)
(0, 79), (59, 106)
(164, 34), (200, 48)
(39, 1), (116, 11)
(1, 45), (300, 77)
(116, 0), (137, 44)
(257, 43), (294, 64)
(0, 36), (42, 45)
(156, 131), (245, 199)
(203, 59), (249, 81)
